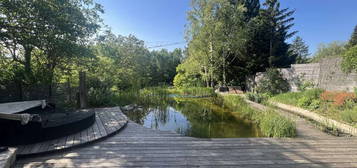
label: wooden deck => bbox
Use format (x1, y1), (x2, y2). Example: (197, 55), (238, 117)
(16, 107), (127, 156)
(16, 119), (357, 168)
(0, 100), (44, 114)
(0, 148), (16, 168)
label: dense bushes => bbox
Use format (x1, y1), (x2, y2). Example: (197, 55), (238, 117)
(87, 77), (115, 107)
(256, 68), (290, 95)
(173, 73), (203, 88)
(342, 45), (357, 73)
(246, 92), (270, 104)
(223, 95), (296, 137)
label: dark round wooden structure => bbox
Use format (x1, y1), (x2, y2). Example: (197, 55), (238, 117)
(0, 102), (95, 146)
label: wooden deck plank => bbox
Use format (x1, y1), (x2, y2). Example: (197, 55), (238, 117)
(15, 107), (127, 156)
(16, 120), (357, 168)
(0, 100), (44, 114)
(95, 112), (108, 136)
(16, 108), (357, 167)
(71, 130), (83, 146)
(92, 121), (101, 139)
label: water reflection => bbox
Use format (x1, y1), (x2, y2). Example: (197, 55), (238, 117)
(124, 97), (263, 138)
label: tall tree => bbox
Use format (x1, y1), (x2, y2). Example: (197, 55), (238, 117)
(348, 25), (357, 48)
(261, 0), (297, 67)
(0, 0), (103, 81)
(289, 36), (310, 64)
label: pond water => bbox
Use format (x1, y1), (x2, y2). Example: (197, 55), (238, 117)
(124, 97), (263, 138)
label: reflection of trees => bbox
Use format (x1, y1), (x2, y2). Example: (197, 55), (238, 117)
(123, 108), (149, 125)
(126, 96), (262, 138)
(172, 98), (262, 138)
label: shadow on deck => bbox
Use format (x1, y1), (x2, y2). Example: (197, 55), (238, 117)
(15, 119), (357, 168)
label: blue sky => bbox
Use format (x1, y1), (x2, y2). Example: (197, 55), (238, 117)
(96, 0), (357, 55)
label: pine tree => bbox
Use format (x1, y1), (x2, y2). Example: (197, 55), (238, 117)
(348, 25), (357, 48)
(289, 36), (310, 64)
(261, 0), (297, 67)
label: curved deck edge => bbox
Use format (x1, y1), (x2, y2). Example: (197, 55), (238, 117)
(16, 107), (128, 157)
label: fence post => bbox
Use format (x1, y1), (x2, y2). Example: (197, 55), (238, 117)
(79, 71), (88, 109)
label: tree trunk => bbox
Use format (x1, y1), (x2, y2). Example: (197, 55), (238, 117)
(222, 53), (226, 86)
(204, 66), (209, 87)
(24, 46), (33, 79)
(269, 27), (274, 67)
(79, 71), (88, 109)
(209, 39), (214, 88)
(67, 77), (72, 102)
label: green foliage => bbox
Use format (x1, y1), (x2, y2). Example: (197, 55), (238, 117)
(87, 77), (115, 107)
(170, 87), (215, 97)
(289, 36), (310, 64)
(222, 95), (296, 137)
(246, 92), (271, 104)
(173, 73), (203, 88)
(311, 41), (346, 63)
(298, 81), (315, 92)
(297, 97), (321, 110)
(183, 0), (296, 88)
(271, 89), (357, 128)
(271, 88), (324, 107)
(0, 0), (103, 76)
(348, 25), (357, 48)
(259, 111), (297, 137)
(309, 99), (321, 110)
(261, 0), (297, 67)
(341, 45), (357, 73)
(256, 68), (290, 95)
(340, 106), (357, 125)
(297, 97), (311, 107)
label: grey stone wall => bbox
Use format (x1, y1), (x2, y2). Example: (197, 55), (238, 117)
(253, 58), (357, 92)
(318, 58), (357, 92)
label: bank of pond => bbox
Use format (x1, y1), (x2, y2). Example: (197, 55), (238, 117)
(116, 87), (296, 138)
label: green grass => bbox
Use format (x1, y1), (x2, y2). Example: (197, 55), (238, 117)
(222, 95), (296, 138)
(270, 89), (323, 107)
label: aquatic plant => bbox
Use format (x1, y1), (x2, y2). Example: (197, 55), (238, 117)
(222, 95), (296, 137)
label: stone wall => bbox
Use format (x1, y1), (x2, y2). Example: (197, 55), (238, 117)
(253, 57), (357, 92)
(318, 58), (357, 92)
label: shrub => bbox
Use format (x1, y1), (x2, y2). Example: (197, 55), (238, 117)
(341, 45), (357, 73)
(256, 68), (290, 95)
(272, 89), (323, 110)
(246, 92), (270, 104)
(297, 97), (312, 108)
(87, 78), (115, 107)
(340, 107), (357, 124)
(173, 73), (203, 88)
(298, 81), (315, 92)
(297, 97), (320, 110)
(309, 99), (321, 110)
